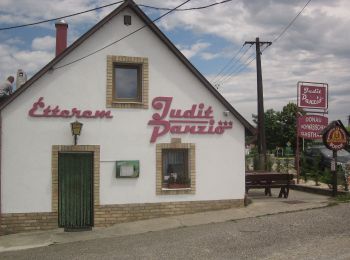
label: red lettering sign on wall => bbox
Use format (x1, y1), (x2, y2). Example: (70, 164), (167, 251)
(28, 97), (113, 119)
(297, 115), (328, 140)
(148, 97), (233, 143)
(298, 85), (328, 109)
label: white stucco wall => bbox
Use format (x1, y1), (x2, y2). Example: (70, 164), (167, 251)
(1, 8), (246, 213)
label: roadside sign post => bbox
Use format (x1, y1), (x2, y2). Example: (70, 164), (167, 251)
(331, 151), (337, 197)
(296, 81), (328, 184)
(321, 121), (350, 197)
(296, 121), (300, 183)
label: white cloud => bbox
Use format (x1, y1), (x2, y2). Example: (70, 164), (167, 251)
(5, 37), (25, 45)
(152, 0), (350, 123)
(200, 52), (221, 60)
(32, 36), (55, 51)
(178, 42), (210, 59)
(0, 0), (349, 124)
(0, 43), (53, 81)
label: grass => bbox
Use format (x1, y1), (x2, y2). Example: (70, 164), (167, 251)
(335, 194), (350, 202)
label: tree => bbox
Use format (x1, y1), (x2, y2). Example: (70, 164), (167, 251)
(279, 103), (299, 152)
(252, 103), (302, 152)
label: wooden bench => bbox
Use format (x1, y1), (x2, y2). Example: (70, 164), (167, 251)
(245, 172), (294, 198)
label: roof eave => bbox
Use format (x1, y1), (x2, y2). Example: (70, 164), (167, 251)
(0, 0), (255, 134)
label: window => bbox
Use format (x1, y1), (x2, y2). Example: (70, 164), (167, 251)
(114, 64), (141, 102)
(156, 139), (195, 195)
(162, 149), (189, 189)
(107, 56), (148, 109)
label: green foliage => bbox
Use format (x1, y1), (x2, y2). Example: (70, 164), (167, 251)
(320, 168), (332, 188)
(300, 152), (308, 182)
(283, 157), (291, 174)
(300, 146), (349, 190)
(252, 103), (303, 153)
(276, 159), (281, 173)
(301, 151), (322, 185)
(318, 167), (348, 190)
(335, 194), (350, 202)
(310, 153), (322, 186)
(337, 165), (348, 191)
(176, 174), (190, 185)
(266, 155), (273, 171)
(279, 103), (299, 152)
(168, 175), (176, 184)
(248, 147), (260, 170)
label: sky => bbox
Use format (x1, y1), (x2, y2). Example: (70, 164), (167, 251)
(0, 0), (349, 125)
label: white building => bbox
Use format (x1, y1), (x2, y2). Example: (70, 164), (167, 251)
(0, 0), (254, 234)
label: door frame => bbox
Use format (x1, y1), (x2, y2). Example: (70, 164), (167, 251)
(52, 145), (100, 227)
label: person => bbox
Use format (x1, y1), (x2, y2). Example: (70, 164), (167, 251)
(0, 76), (14, 97)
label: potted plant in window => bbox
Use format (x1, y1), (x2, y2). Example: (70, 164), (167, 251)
(168, 174), (190, 189)
(167, 175), (176, 188)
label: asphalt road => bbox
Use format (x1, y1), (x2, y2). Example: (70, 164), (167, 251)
(1, 203), (350, 260)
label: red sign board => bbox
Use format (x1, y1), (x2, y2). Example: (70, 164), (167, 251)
(148, 97), (233, 143)
(298, 115), (328, 140)
(298, 85), (328, 109)
(323, 126), (347, 151)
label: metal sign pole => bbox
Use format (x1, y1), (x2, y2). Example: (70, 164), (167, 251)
(332, 150), (338, 197)
(296, 115), (300, 184)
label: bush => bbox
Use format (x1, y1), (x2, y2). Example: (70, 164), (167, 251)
(320, 168), (332, 188)
(300, 151), (322, 185)
(335, 194), (350, 202)
(300, 152), (308, 182)
(318, 166), (349, 191)
(266, 155), (273, 171)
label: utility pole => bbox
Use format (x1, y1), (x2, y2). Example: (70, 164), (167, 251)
(244, 37), (271, 170)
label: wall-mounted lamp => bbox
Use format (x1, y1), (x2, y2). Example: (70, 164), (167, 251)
(70, 120), (83, 145)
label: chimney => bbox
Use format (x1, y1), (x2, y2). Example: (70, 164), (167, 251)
(16, 69), (27, 89)
(55, 19), (68, 56)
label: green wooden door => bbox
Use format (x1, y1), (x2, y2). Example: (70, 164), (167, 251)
(58, 153), (93, 230)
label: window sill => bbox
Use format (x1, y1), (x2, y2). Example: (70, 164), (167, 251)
(112, 100), (142, 104)
(162, 188), (191, 191)
(108, 101), (147, 109)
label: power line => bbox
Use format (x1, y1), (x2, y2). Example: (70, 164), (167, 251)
(0, 0), (234, 31)
(54, 0), (239, 70)
(220, 43), (271, 84)
(219, 0), (311, 85)
(224, 43), (271, 82)
(221, 42), (271, 84)
(139, 0), (233, 11)
(54, 0), (192, 70)
(220, 51), (255, 84)
(272, 0), (312, 43)
(213, 44), (253, 85)
(0, 1), (124, 31)
(210, 44), (245, 84)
